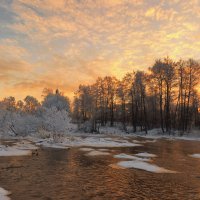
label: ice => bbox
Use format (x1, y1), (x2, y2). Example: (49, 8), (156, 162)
(98, 148), (110, 152)
(13, 140), (38, 150)
(86, 150), (110, 156)
(0, 140), (39, 156)
(141, 139), (157, 143)
(79, 148), (94, 151)
(114, 160), (176, 173)
(66, 136), (141, 148)
(114, 153), (151, 162)
(189, 154), (200, 158)
(36, 141), (69, 149)
(112, 152), (175, 173)
(0, 145), (31, 156)
(132, 140), (142, 144)
(0, 187), (11, 200)
(135, 152), (157, 158)
(32, 135), (141, 148)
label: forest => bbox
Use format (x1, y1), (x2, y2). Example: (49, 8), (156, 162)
(73, 57), (200, 134)
(0, 57), (199, 136)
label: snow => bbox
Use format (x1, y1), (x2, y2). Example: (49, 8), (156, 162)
(135, 152), (157, 158)
(31, 135), (141, 148)
(13, 140), (38, 150)
(35, 141), (69, 149)
(65, 136), (141, 147)
(140, 139), (157, 143)
(79, 147), (111, 156)
(112, 152), (175, 173)
(38, 143), (69, 149)
(189, 154), (200, 158)
(0, 140), (39, 156)
(133, 128), (200, 142)
(0, 187), (10, 200)
(132, 140), (142, 144)
(99, 126), (127, 135)
(0, 145), (31, 156)
(86, 150), (110, 156)
(79, 148), (94, 151)
(98, 148), (110, 152)
(114, 153), (151, 162)
(41, 107), (75, 133)
(79, 147), (112, 156)
(115, 160), (176, 173)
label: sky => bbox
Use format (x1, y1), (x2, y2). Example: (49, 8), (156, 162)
(0, 0), (200, 100)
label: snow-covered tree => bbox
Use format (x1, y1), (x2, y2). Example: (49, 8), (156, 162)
(42, 107), (73, 133)
(9, 113), (42, 136)
(42, 89), (70, 112)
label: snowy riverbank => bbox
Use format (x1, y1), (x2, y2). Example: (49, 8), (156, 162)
(1, 126), (200, 151)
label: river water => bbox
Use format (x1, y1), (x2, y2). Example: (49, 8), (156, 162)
(1, 137), (200, 199)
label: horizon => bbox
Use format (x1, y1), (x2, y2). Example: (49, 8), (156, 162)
(1, 0), (200, 100)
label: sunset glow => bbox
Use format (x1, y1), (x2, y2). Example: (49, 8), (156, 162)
(0, 0), (200, 100)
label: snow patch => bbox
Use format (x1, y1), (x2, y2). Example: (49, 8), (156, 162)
(189, 154), (200, 158)
(141, 139), (157, 143)
(112, 152), (175, 173)
(98, 148), (110, 152)
(36, 141), (69, 149)
(114, 153), (151, 162)
(32, 136), (141, 148)
(67, 137), (141, 148)
(13, 141), (38, 150)
(0, 145), (31, 156)
(79, 148), (94, 152)
(132, 140), (142, 144)
(0, 187), (11, 200)
(115, 160), (176, 173)
(135, 152), (157, 158)
(86, 150), (110, 156)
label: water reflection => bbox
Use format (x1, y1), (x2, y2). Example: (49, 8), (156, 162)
(0, 139), (200, 199)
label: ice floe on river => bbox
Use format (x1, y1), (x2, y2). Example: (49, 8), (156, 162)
(189, 154), (200, 158)
(111, 152), (176, 173)
(0, 140), (38, 156)
(35, 141), (69, 149)
(79, 147), (111, 156)
(135, 152), (157, 158)
(79, 147), (94, 152)
(0, 145), (31, 156)
(0, 187), (11, 200)
(114, 153), (151, 162)
(116, 160), (175, 173)
(86, 150), (110, 156)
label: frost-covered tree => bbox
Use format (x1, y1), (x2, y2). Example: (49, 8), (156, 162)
(9, 113), (42, 136)
(42, 89), (70, 112)
(42, 107), (73, 133)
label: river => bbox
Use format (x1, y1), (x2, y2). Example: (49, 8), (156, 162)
(1, 137), (200, 199)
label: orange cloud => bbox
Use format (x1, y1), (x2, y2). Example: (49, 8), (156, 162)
(0, 0), (200, 101)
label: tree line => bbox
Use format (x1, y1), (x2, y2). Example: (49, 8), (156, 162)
(72, 57), (200, 134)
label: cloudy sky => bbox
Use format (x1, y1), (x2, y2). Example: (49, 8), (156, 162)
(0, 0), (200, 100)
